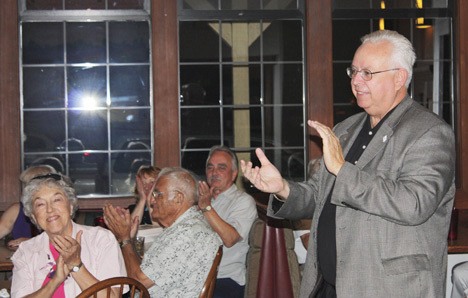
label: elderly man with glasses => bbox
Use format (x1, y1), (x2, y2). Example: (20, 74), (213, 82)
(104, 167), (221, 297)
(241, 30), (455, 298)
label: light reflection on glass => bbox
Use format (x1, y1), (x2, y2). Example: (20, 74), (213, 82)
(80, 94), (99, 110)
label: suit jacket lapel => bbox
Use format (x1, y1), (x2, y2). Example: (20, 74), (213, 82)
(352, 96), (412, 169)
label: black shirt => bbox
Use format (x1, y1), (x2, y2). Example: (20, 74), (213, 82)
(316, 110), (394, 287)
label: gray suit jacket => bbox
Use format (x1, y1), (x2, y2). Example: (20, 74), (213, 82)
(269, 97), (456, 298)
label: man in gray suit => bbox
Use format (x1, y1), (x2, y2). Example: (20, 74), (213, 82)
(241, 30), (456, 298)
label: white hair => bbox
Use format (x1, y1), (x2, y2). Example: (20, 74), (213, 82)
(361, 30), (416, 87)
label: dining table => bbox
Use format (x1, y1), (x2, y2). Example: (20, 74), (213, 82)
(137, 224), (164, 252)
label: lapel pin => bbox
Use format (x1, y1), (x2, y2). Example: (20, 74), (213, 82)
(383, 135), (388, 142)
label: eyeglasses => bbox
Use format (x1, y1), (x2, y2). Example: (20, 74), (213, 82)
(346, 67), (400, 81)
(31, 173), (62, 181)
(152, 190), (164, 200)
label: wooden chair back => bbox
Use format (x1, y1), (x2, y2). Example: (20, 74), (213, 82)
(199, 245), (223, 298)
(76, 276), (150, 298)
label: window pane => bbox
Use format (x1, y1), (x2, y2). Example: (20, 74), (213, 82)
(69, 110), (108, 150)
(370, 18), (411, 35)
(21, 12), (152, 197)
(332, 20), (369, 61)
(182, 0), (218, 10)
(68, 66), (107, 108)
(26, 0), (146, 10)
(179, 21), (220, 63)
(263, 106), (304, 147)
(263, 63), (303, 104)
(23, 67), (65, 108)
(261, 0), (298, 9)
(23, 23), (63, 64)
(263, 20), (303, 62)
(110, 65), (150, 107)
(220, 1), (261, 10)
(180, 65), (220, 106)
(67, 23), (106, 64)
(334, 0), (438, 9)
(24, 154), (65, 173)
(222, 64), (261, 105)
(181, 108), (221, 144)
(244, 106), (261, 142)
(70, 153), (108, 195)
(65, 0), (105, 10)
(111, 152), (150, 194)
(110, 109), (151, 150)
(24, 111), (65, 152)
(107, 0), (145, 9)
(333, 62), (354, 103)
(179, 7), (306, 183)
(26, 0), (62, 10)
(109, 22), (150, 63)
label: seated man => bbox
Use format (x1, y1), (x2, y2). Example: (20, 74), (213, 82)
(198, 145), (258, 297)
(104, 167), (221, 297)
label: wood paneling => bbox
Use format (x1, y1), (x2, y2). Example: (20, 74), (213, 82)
(455, 0), (468, 208)
(0, 0), (21, 210)
(305, 0), (334, 159)
(152, 0), (180, 168)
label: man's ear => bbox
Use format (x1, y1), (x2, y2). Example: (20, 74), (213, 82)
(395, 68), (408, 90)
(231, 169), (239, 183)
(173, 191), (183, 204)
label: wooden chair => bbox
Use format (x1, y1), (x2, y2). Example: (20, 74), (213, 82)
(76, 276), (150, 298)
(199, 245), (223, 298)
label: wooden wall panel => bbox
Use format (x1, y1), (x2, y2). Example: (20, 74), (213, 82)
(0, 0), (21, 210)
(152, 0), (180, 168)
(305, 0), (334, 160)
(455, 0), (468, 208)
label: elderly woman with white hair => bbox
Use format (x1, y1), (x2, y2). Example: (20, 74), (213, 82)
(11, 173), (127, 298)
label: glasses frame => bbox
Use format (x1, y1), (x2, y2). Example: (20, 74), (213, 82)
(346, 67), (400, 81)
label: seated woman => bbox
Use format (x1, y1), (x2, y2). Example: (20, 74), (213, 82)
(128, 165), (161, 225)
(11, 173), (127, 297)
(0, 165), (56, 249)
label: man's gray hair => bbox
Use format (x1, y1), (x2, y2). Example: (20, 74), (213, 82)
(158, 167), (198, 204)
(21, 175), (78, 227)
(206, 145), (238, 172)
(361, 30), (416, 88)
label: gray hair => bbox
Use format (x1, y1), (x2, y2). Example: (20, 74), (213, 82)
(157, 167), (198, 204)
(21, 174), (78, 227)
(206, 145), (239, 172)
(361, 30), (416, 87)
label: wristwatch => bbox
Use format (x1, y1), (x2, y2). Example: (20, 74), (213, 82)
(201, 205), (212, 213)
(71, 262), (83, 273)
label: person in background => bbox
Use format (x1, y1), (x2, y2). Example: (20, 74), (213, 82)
(0, 165), (56, 249)
(128, 165), (161, 225)
(104, 167), (221, 297)
(451, 262), (468, 298)
(198, 145), (257, 297)
(11, 173), (127, 297)
(241, 30), (455, 297)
